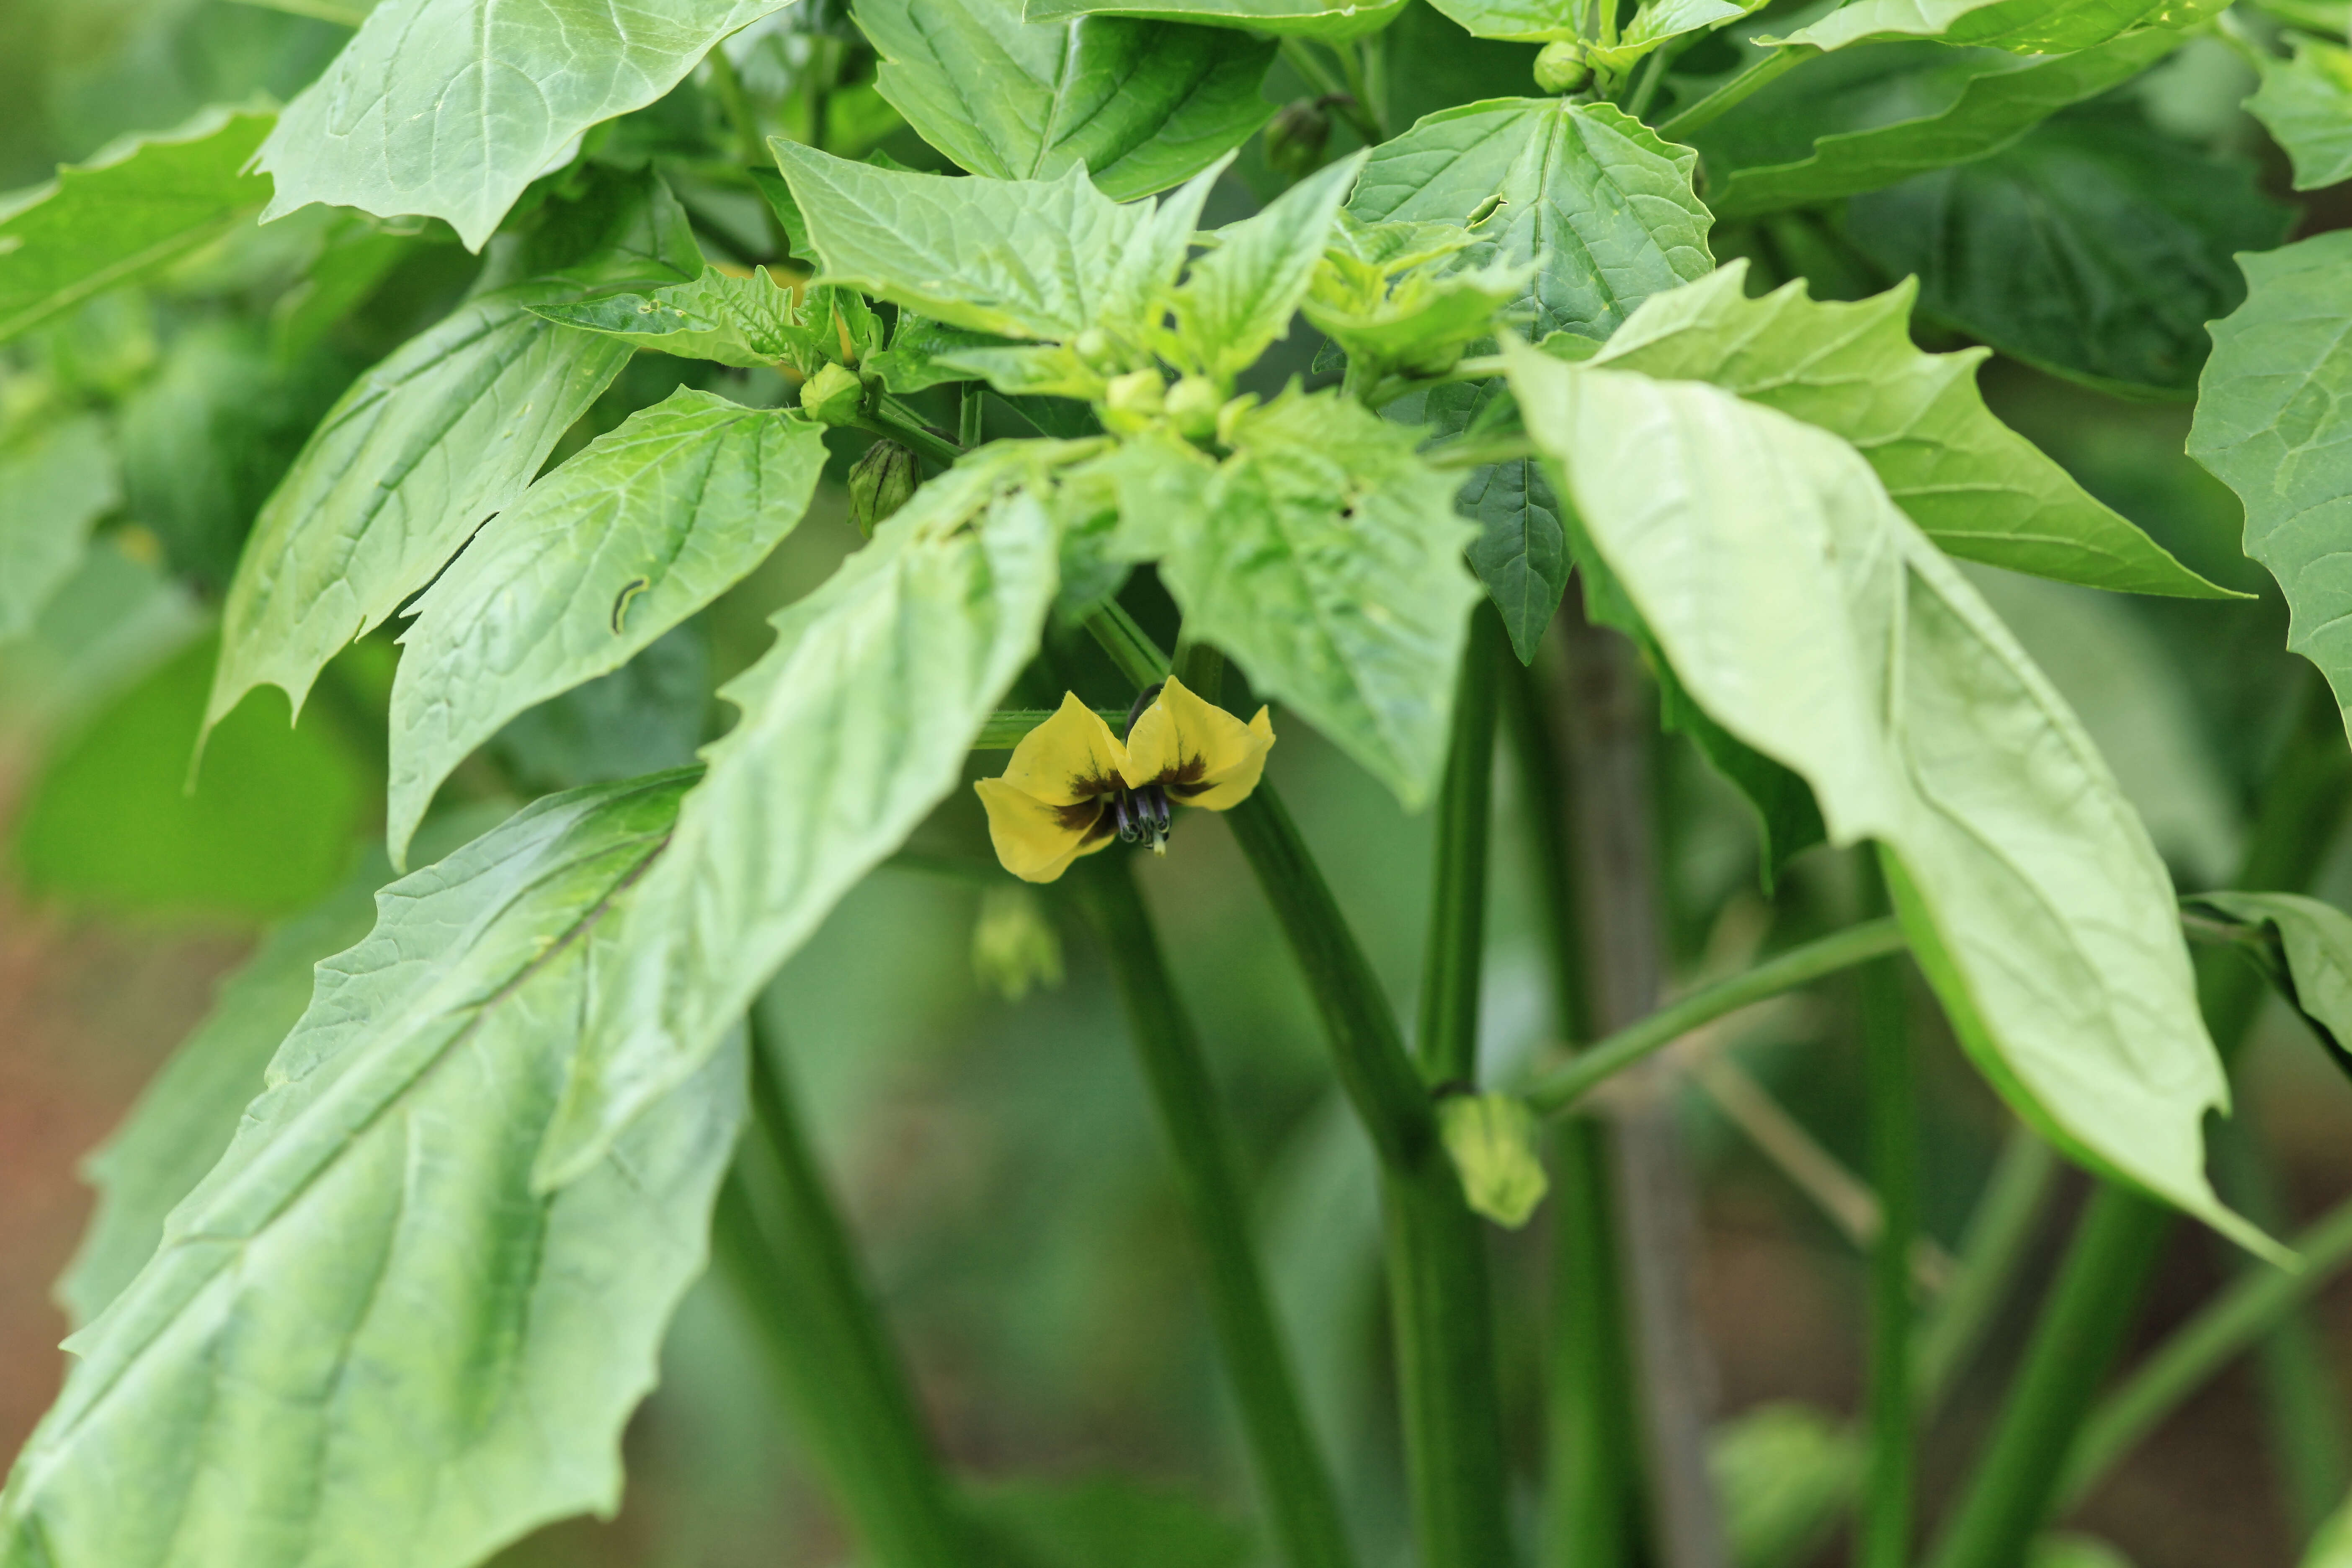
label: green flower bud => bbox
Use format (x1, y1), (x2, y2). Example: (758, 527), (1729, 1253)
(971, 885), (1064, 1001)
(847, 440), (919, 537)
(1534, 40), (1589, 95)
(798, 360), (867, 425)
(1165, 375), (1222, 441)
(1102, 369), (1166, 435)
(1073, 327), (1119, 372)
(1214, 392), (1258, 451)
(1437, 1092), (1549, 1228)
(1265, 96), (1333, 181)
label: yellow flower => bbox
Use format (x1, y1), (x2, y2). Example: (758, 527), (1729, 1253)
(975, 677), (1276, 883)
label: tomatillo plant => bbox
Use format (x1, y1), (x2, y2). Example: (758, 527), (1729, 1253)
(5, 1), (2352, 1566)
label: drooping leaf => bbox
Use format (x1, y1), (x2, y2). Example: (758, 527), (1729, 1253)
(257, 0), (795, 248)
(1169, 153), (1362, 382)
(0, 776), (747, 1568)
(0, 106), (273, 343)
(205, 286), (640, 738)
(1775, 0), (2228, 52)
(2248, 35), (2352, 192)
(56, 858), (387, 1328)
(1588, 262), (2231, 597)
(1018, 0), (1410, 42)
(1694, 31), (2177, 219)
(859, 0), (1276, 199)
(1506, 346), (2273, 1258)
(1844, 114), (2292, 400)
(535, 447), (1065, 1186)
(2190, 231), (2352, 736)
(0, 416), (119, 642)
(1100, 390), (1480, 807)
(388, 390), (824, 864)
(1349, 98), (1715, 341)
(2192, 891), (2352, 1081)
(530, 267), (819, 370)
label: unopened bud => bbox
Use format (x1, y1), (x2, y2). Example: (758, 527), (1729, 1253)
(798, 360), (867, 425)
(1266, 96), (1333, 181)
(1102, 369), (1166, 434)
(1438, 1092), (1549, 1228)
(1165, 375), (1221, 441)
(847, 440), (918, 536)
(972, 885), (1064, 1001)
(1534, 40), (1589, 94)
(1073, 327), (1120, 373)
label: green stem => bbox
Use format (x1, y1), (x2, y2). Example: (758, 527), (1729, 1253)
(1913, 1129), (2059, 1407)
(1858, 851), (1919, 1568)
(717, 1015), (968, 1568)
(1656, 47), (1812, 140)
(1424, 433), (1538, 471)
(958, 382), (985, 449)
(1073, 857), (1359, 1568)
(973, 707), (1130, 749)
(1518, 919), (1908, 1117)
(705, 44), (765, 169)
(1926, 674), (2351, 1568)
(862, 399), (964, 468)
(2061, 1192), (2352, 1509)
(1279, 39), (1384, 146)
(1418, 610), (1502, 1086)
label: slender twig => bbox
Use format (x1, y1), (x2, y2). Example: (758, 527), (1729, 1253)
(1280, 39), (1384, 146)
(1656, 47), (1812, 141)
(1914, 1129), (2059, 1406)
(1519, 919), (1908, 1116)
(1074, 858), (1359, 1568)
(958, 382), (985, 449)
(1858, 852), (1920, 1568)
(1416, 610), (1501, 1085)
(859, 402), (962, 468)
(1423, 433), (1539, 472)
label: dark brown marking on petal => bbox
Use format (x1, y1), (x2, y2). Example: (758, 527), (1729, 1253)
(1068, 770), (1127, 798)
(1154, 756), (1212, 794)
(1057, 799), (1108, 834)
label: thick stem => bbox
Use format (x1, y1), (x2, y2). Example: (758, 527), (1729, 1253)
(1557, 598), (1728, 1568)
(1418, 610), (1502, 1086)
(1073, 857), (1359, 1568)
(1858, 851), (1920, 1568)
(1926, 675), (2351, 1568)
(717, 1016), (968, 1568)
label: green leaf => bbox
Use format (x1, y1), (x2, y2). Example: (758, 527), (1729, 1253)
(1018, 0), (1409, 42)
(868, 313), (1023, 393)
(1436, 1092), (1549, 1227)
(2249, 35), (2352, 191)
(535, 447), (1065, 1186)
(487, 624), (712, 796)
(257, 0), (795, 249)
(1776, 0), (2228, 52)
(2190, 231), (2352, 736)
(1170, 152), (1363, 382)
(1101, 389), (1480, 807)
(387, 389), (826, 865)
(1506, 346), (2275, 1259)
(2192, 892), (2352, 1081)
(1714, 1404), (1861, 1568)
(1844, 115), (2292, 400)
(1589, 262), (2232, 597)
(56, 858), (387, 1328)
(0, 416), (119, 642)
(1303, 255), (1528, 378)
(1696, 31), (2177, 219)
(530, 267), (820, 370)
(2306, 1488), (2352, 1567)
(1349, 98), (1715, 340)
(771, 141), (1210, 347)
(1586, 0), (1769, 71)
(0, 105), (274, 343)
(0, 776), (746, 1568)
(205, 284), (635, 738)
(859, 0), (1276, 199)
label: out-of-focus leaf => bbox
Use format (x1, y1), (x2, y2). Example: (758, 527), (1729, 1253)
(0, 776), (745, 1568)
(1018, 0), (1409, 41)
(2032, 1535), (2138, 1568)
(2306, 1488), (2352, 1566)
(860, 0), (1275, 199)
(1099, 390), (1479, 808)
(536, 447), (1064, 1186)
(1776, 0), (2227, 52)
(13, 634), (373, 923)
(1350, 98), (1715, 340)
(0, 416), (118, 642)
(1506, 346), (2275, 1259)
(1696, 32), (2176, 219)
(487, 623), (711, 796)
(1713, 1403), (1861, 1568)
(387, 390), (826, 864)
(0, 105), (273, 343)
(1590, 263), (2232, 597)
(2190, 232), (2352, 736)
(1844, 115), (2292, 400)
(2249, 35), (2352, 191)
(2194, 892), (2352, 1079)
(1169, 154), (1361, 382)
(257, 0), (794, 248)
(964, 1477), (1251, 1568)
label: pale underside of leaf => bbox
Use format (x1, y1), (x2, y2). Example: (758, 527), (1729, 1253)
(1509, 349), (2272, 1258)
(1590, 262), (2230, 598)
(1019, 0), (1410, 41)
(0, 418), (121, 644)
(536, 451), (1064, 1187)
(0, 776), (746, 1568)
(387, 390), (829, 867)
(205, 287), (633, 738)
(258, 0), (796, 249)
(861, 0), (1277, 200)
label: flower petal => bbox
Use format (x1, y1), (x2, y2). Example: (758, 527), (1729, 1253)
(976, 779), (1114, 883)
(1125, 676), (1275, 811)
(1001, 691), (1132, 806)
